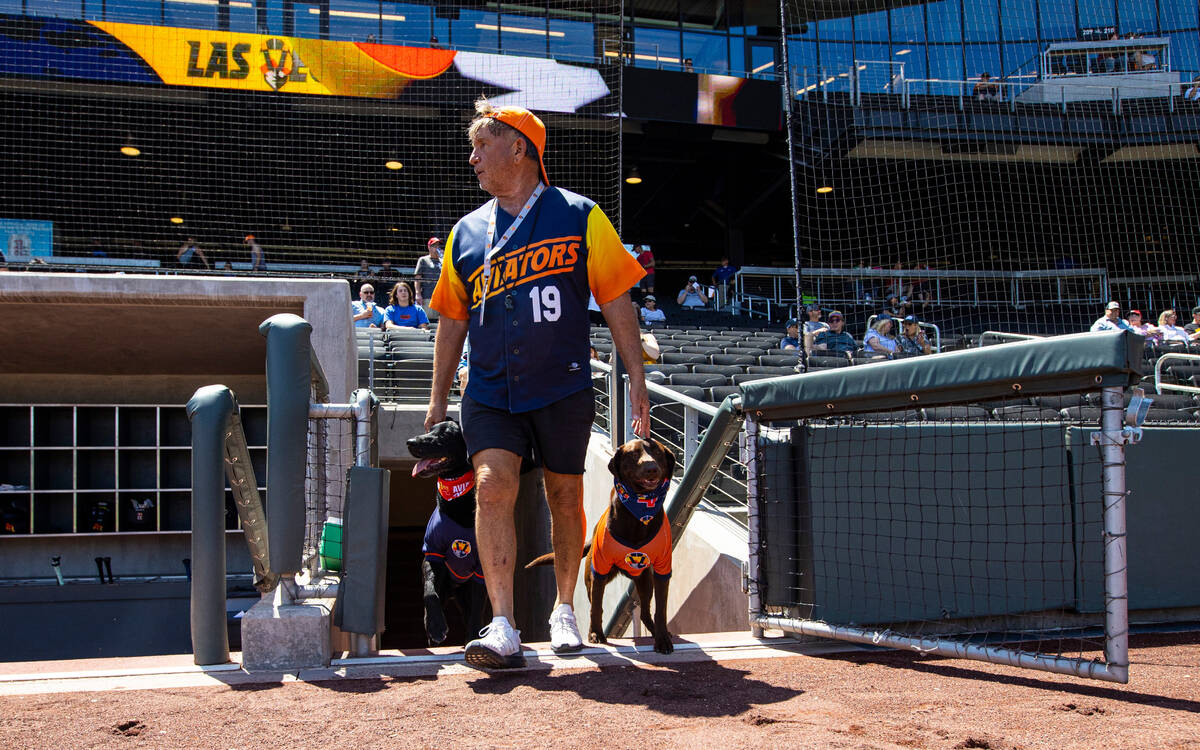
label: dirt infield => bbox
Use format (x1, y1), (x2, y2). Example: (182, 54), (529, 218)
(1, 632), (1196, 750)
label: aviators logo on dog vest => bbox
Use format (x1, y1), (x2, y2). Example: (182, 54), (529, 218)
(624, 551), (650, 571)
(450, 539), (473, 558)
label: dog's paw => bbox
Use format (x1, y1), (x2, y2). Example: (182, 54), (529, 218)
(588, 630), (607, 645)
(425, 613), (449, 646)
(654, 632), (674, 654)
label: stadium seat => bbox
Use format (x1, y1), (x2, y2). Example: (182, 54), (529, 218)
(680, 345), (722, 355)
(668, 373), (727, 388)
(732, 373), (777, 385)
(991, 405), (1063, 421)
(807, 357), (850, 369)
(645, 370), (667, 385)
(1143, 409), (1199, 424)
(807, 349), (848, 361)
(746, 365), (796, 375)
(725, 346), (767, 357)
(1096, 391), (1196, 410)
(590, 341), (613, 353)
(660, 352), (708, 366)
(386, 328), (430, 342)
(711, 353), (757, 366)
(1060, 406), (1102, 423)
(662, 384), (705, 400)
(694, 364), (746, 377)
(1033, 394), (1088, 409)
(759, 354), (801, 367)
(921, 405), (991, 421)
(708, 385), (740, 403)
(651, 328), (683, 336)
(763, 348), (801, 357)
(645, 363), (690, 376)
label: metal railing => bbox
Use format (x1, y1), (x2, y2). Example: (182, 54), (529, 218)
(591, 359), (749, 528)
(733, 266), (1109, 317)
(1154, 352), (1200, 395)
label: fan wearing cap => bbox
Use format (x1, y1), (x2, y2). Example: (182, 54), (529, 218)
(243, 234), (265, 272)
(808, 310), (857, 353)
(1185, 305), (1200, 338)
(1124, 309), (1160, 342)
(1090, 301), (1134, 333)
(897, 315), (932, 356)
(426, 97), (648, 669)
(780, 318), (802, 350)
(640, 294), (666, 327)
(677, 275), (709, 308)
(414, 237), (443, 315)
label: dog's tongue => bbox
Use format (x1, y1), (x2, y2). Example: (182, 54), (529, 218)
(412, 458), (439, 477)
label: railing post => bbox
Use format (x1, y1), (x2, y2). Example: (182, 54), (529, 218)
(744, 417), (762, 638)
(609, 355), (626, 450)
(683, 406), (699, 467)
(1096, 386), (1130, 682)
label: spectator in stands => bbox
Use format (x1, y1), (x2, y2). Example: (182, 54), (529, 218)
(352, 283), (385, 328)
(377, 259), (399, 281)
(1125, 310), (1161, 343)
(639, 294), (666, 328)
(884, 295), (907, 319)
(1186, 305), (1200, 338)
(897, 315), (932, 356)
(382, 281), (429, 330)
(973, 72), (1001, 102)
(1185, 76), (1200, 101)
(1158, 309), (1197, 343)
(1091, 301), (1133, 332)
(711, 256), (738, 310)
(244, 234), (265, 271)
(221, 261), (233, 272)
(803, 304), (828, 337)
(414, 237), (442, 308)
(177, 237), (210, 270)
(677, 275), (708, 308)
(780, 318), (802, 350)
(358, 259), (372, 277)
(863, 316), (900, 357)
(634, 245), (655, 297)
(808, 310), (856, 353)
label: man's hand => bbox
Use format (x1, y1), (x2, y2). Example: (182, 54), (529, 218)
(629, 378), (650, 438)
(425, 398), (447, 432)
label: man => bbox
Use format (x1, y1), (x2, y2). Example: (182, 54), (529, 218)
(677, 275), (708, 308)
(711, 256), (738, 310)
(1185, 305), (1200, 337)
(634, 245), (655, 296)
(807, 310), (856, 353)
(1091, 301), (1133, 332)
(802, 304), (827, 337)
(414, 237), (443, 309)
(897, 315), (932, 356)
(177, 237), (210, 270)
(377, 259), (400, 281)
(426, 99), (648, 670)
(639, 294), (666, 328)
(351, 283), (385, 328)
(780, 318), (801, 350)
(244, 234), (265, 271)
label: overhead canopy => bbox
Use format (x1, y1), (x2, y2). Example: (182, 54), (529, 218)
(739, 330), (1144, 421)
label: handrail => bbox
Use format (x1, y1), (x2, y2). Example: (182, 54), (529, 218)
(1154, 352), (1200, 395)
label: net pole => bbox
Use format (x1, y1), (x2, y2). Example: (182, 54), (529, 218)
(744, 416), (763, 638)
(776, 0), (806, 370)
(1099, 385), (1130, 683)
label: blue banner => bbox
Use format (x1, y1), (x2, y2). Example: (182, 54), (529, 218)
(0, 218), (53, 260)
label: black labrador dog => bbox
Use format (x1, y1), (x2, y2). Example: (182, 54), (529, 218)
(527, 437), (677, 654)
(407, 419), (489, 646)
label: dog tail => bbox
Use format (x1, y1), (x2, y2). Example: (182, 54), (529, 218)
(524, 541), (592, 569)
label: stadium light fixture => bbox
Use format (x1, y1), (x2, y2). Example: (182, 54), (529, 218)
(896, 48), (911, 56)
(170, 216), (184, 224)
(625, 167), (643, 185)
(120, 145), (141, 157)
(816, 186), (834, 194)
(475, 23), (564, 37)
(385, 160), (403, 170)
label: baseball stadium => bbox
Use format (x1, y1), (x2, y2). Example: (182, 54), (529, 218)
(1, 0), (1199, 746)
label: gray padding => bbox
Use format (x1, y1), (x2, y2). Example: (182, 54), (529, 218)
(334, 466), (391, 635)
(186, 385), (233, 666)
(223, 407), (276, 593)
(259, 314), (313, 575)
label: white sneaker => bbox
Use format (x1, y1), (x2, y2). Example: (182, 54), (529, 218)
(548, 603), (583, 654)
(464, 616), (525, 670)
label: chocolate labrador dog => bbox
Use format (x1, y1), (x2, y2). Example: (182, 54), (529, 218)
(407, 419), (489, 646)
(527, 437), (677, 654)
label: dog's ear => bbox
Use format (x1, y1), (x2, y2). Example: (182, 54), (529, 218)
(607, 446), (624, 477)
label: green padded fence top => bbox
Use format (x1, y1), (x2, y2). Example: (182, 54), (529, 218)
(739, 330), (1143, 421)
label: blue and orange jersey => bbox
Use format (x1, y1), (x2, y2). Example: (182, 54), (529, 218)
(590, 507), (672, 578)
(422, 505), (483, 582)
(430, 187), (644, 413)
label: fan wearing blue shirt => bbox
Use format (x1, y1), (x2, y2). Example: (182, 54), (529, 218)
(383, 281), (430, 330)
(1090, 301), (1132, 333)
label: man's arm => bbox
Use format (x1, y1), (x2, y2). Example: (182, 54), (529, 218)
(600, 292), (650, 438)
(352, 304), (373, 322)
(425, 316), (469, 430)
(676, 289), (687, 304)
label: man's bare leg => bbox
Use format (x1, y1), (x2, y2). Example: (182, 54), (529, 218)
(472, 448), (523, 622)
(543, 469), (585, 607)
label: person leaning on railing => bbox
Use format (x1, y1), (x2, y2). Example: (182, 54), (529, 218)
(806, 310), (856, 353)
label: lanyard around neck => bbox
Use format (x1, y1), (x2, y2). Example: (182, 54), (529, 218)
(479, 182), (545, 325)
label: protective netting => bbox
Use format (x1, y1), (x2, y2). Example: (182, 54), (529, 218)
(779, 0), (1200, 340)
(753, 395), (1119, 676)
(0, 5), (620, 273)
(303, 411), (351, 576)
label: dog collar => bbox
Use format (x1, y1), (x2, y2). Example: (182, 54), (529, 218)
(438, 471), (475, 500)
(614, 477), (669, 525)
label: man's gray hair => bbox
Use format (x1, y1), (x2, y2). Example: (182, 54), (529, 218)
(467, 96), (539, 165)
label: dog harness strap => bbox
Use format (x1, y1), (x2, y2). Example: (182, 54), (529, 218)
(437, 471), (476, 500)
(613, 477), (670, 525)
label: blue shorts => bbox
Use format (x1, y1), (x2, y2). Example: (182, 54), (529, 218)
(460, 388), (595, 475)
